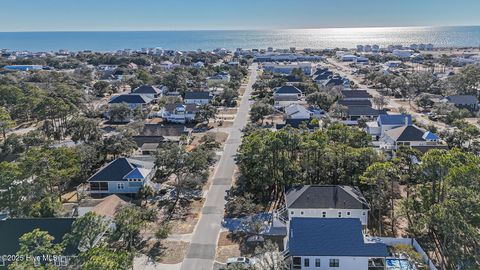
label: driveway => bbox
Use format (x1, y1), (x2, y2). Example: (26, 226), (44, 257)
(180, 63), (258, 270)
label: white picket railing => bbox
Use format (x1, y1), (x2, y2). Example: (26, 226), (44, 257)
(377, 237), (438, 270)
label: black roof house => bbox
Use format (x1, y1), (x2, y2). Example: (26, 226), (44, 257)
(285, 185), (369, 210)
(273, 85), (303, 95)
(341, 90), (372, 100)
(131, 85), (162, 95)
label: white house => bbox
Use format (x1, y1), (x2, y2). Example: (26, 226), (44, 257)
(88, 158), (155, 195)
(192, 61), (205, 68)
(285, 104), (312, 120)
(287, 218), (388, 270)
(341, 54), (357, 62)
(380, 125), (443, 153)
(131, 85), (163, 99)
(263, 62), (316, 75)
(283, 185), (370, 227)
(392, 49), (414, 59)
(161, 103), (198, 123)
(274, 95), (300, 109)
(184, 91), (213, 105)
(207, 72), (231, 85)
(159, 61), (174, 70)
(365, 114), (412, 139)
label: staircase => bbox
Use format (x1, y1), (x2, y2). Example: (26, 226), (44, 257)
(273, 205), (289, 225)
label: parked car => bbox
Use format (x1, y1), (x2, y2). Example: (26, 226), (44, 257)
(226, 257), (255, 267)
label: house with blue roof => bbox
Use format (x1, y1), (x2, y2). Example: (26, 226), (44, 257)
(287, 218), (388, 270)
(87, 157), (155, 195)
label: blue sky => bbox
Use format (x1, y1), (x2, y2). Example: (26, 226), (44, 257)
(2, 0), (480, 31)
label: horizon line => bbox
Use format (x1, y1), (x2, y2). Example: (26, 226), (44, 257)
(0, 24), (478, 33)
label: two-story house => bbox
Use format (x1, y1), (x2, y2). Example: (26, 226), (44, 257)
(88, 157), (155, 195)
(131, 85), (163, 99)
(380, 125), (444, 153)
(108, 94), (153, 110)
(184, 91), (213, 105)
(365, 114), (412, 140)
(273, 85), (304, 99)
(161, 103), (198, 123)
(283, 185), (370, 228)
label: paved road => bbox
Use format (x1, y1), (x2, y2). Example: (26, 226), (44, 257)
(180, 63), (258, 270)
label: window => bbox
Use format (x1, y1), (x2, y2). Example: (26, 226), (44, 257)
(322, 211), (326, 218)
(329, 259), (340, 267)
(363, 211), (366, 216)
(304, 258), (310, 267)
(291, 211), (294, 215)
(315, 258), (321, 267)
(90, 182), (108, 191)
(301, 211), (304, 215)
(117, 183), (125, 190)
(347, 211), (351, 216)
(292, 257), (301, 269)
(338, 212), (342, 217)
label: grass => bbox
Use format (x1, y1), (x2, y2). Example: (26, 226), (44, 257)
(216, 232), (241, 263)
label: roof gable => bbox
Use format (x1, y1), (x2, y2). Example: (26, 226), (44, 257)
(341, 90), (371, 99)
(132, 85), (161, 94)
(274, 85), (303, 94)
(286, 185), (369, 210)
(109, 94), (152, 104)
(88, 158), (135, 182)
(385, 125), (427, 142)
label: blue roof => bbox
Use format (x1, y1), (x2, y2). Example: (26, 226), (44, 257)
(378, 114), (412, 126)
(422, 131), (439, 141)
(123, 168), (147, 179)
(288, 218), (388, 257)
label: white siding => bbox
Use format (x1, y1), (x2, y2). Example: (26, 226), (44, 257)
(292, 256), (370, 270)
(288, 208), (368, 226)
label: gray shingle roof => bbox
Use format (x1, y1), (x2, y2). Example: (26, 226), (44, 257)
(384, 125), (426, 142)
(109, 94), (152, 104)
(274, 85), (303, 95)
(341, 90), (372, 99)
(347, 106), (385, 116)
(285, 185), (369, 210)
(140, 124), (188, 137)
(288, 218), (388, 257)
(446, 95), (478, 105)
(132, 85), (161, 94)
(338, 99), (372, 107)
(88, 158), (154, 182)
(378, 114), (412, 126)
(164, 103), (198, 113)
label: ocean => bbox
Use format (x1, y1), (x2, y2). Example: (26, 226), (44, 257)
(1, 26), (480, 52)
